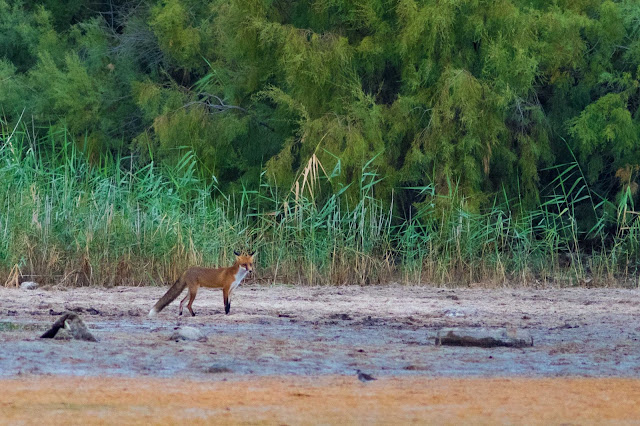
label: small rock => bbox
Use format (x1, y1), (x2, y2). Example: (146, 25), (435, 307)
(329, 313), (352, 321)
(20, 281), (39, 290)
(170, 326), (207, 342)
(86, 308), (100, 315)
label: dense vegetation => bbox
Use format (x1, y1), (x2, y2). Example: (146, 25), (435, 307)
(1, 0), (639, 286)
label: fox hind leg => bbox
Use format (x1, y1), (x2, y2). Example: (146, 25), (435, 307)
(178, 293), (189, 316)
(186, 287), (198, 316)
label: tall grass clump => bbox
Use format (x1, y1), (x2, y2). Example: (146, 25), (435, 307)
(0, 126), (247, 287)
(1, 126), (638, 287)
(392, 162), (640, 286)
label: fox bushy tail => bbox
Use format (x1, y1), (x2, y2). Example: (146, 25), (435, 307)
(148, 279), (186, 317)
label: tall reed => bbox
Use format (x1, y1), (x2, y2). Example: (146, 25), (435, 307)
(1, 127), (638, 287)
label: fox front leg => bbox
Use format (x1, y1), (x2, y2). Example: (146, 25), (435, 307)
(223, 287), (230, 315)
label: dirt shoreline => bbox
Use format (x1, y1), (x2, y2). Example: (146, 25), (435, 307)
(2, 284), (640, 422)
(3, 285), (640, 377)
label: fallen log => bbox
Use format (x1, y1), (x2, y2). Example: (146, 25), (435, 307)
(436, 329), (533, 348)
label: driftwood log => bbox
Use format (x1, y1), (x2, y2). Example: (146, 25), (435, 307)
(436, 329), (533, 348)
(40, 312), (97, 342)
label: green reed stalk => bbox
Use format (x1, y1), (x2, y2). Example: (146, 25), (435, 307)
(1, 126), (638, 287)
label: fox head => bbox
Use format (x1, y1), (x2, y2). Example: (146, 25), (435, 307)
(234, 250), (255, 274)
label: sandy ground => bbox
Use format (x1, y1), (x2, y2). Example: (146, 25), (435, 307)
(3, 376), (640, 425)
(2, 284), (640, 423)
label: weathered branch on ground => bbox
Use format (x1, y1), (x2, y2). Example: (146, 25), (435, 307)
(40, 312), (98, 342)
(435, 329), (533, 348)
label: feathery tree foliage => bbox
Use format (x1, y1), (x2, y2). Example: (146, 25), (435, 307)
(1, 0), (639, 224)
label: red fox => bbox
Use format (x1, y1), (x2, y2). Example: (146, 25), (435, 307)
(148, 251), (255, 317)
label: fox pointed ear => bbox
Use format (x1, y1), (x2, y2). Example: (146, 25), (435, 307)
(234, 250), (241, 256)
(249, 250), (256, 256)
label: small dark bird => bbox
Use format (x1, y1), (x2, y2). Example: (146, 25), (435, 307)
(356, 369), (377, 383)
